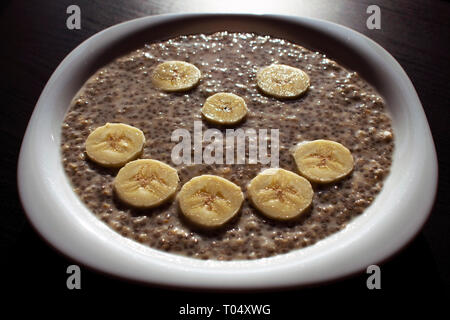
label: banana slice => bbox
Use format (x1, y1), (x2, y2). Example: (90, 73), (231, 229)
(85, 123), (145, 167)
(178, 175), (244, 228)
(152, 61), (201, 92)
(293, 139), (354, 183)
(256, 64), (310, 98)
(201, 92), (248, 125)
(114, 159), (179, 208)
(247, 168), (313, 220)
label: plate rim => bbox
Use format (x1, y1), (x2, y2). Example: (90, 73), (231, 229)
(17, 13), (438, 290)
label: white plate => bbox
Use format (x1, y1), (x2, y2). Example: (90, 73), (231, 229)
(18, 14), (438, 289)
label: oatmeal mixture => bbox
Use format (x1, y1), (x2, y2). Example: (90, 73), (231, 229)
(61, 32), (394, 260)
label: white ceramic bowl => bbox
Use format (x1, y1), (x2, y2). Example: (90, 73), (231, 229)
(18, 14), (438, 289)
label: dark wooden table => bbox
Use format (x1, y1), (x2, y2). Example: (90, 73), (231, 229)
(1, 0), (449, 308)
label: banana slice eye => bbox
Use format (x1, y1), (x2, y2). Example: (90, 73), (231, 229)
(201, 92), (248, 125)
(293, 139), (354, 183)
(114, 159), (179, 208)
(178, 175), (244, 228)
(247, 168), (313, 220)
(152, 61), (201, 92)
(85, 123), (145, 167)
(256, 64), (310, 99)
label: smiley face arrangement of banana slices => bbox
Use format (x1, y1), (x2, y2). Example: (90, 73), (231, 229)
(293, 140), (354, 184)
(151, 61), (201, 92)
(80, 59), (358, 230)
(256, 64), (310, 99)
(247, 168), (313, 220)
(114, 159), (179, 208)
(178, 175), (244, 228)
(85, 123), (145, 167)
(201, 92), (248, 125)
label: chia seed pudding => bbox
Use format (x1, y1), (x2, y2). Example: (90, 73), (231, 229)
(61, 32), (394, 260)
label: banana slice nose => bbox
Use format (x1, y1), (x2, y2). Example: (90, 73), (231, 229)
(152, 61), (201, 92)
(85, 123), (145, 167)
(114, 159), (179, 208)
(178, 175), (244, 228)
(247, 168), (314, 220)
(256, 64), (310, 99)
(293, 139), (354, 183)
(201, 92), (248, 125)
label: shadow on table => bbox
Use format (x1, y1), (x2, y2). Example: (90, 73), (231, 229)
(3, 221), (448, 309)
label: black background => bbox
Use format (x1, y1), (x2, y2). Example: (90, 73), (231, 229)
(1, 0), (449, 311)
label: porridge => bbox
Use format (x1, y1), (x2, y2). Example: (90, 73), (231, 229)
(61, 32), (394, 260)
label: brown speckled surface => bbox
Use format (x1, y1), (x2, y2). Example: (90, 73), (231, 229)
(61, 32), (394, 260)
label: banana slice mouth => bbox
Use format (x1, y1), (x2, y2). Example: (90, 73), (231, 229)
(152, 61), (201, 92)
(178, 175), (244, 228)
(114, 159), (179, 208)
(247, 168), (314, 220)
(201, 92), (248, 125)
(256, 64), (310, 99)
(85, 123), (145, 167)
(293, 139), (354, 183)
